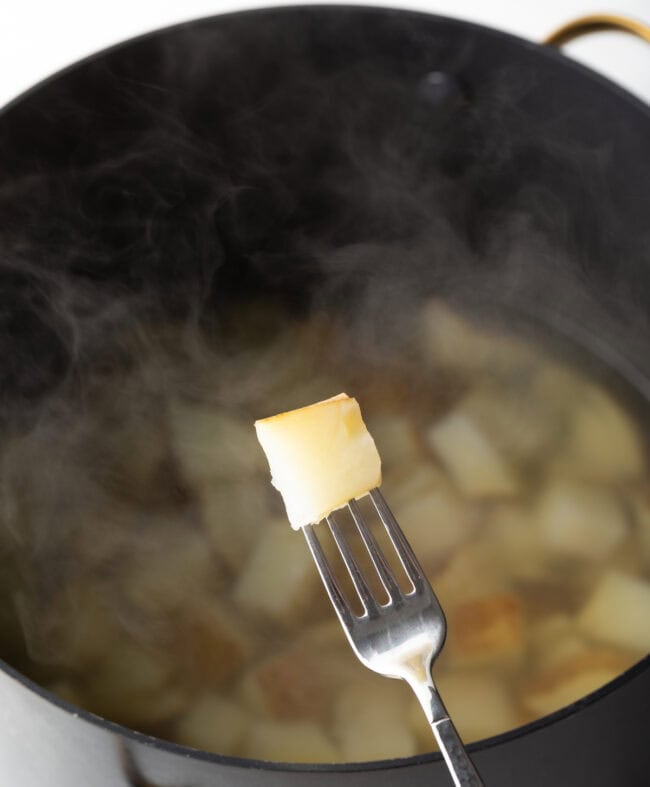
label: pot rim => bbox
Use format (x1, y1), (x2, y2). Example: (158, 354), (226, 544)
(1, 4), (649, 120)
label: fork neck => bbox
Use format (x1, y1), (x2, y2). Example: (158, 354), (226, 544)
(402, 664), (449, 725)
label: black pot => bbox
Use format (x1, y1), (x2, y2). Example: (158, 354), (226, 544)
(0, 6), (649, 786)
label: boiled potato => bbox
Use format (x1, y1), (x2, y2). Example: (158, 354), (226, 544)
(419, 299), (537, 378)
(175, 694), (249, 754)
(551, 386), (644, 482)
(169, 404), (265, 487)
(332, 679), (417, 761)
(176, 599), (253, 685)
(201, 479), (268, 571)
(427, 410), (520, 498)
(244, 720), (339, 762)
(432, 541), (509, 608)
(255, 394), (381, 529)
(20, 582), (121, 670)
(429, 672), (521, 743)
(240, 642), (333, 721)
(529, 614), (589, 670)
(233, 521), (318, 623)
(535, 480), (628, 562)
(522, 647), (635, 718)
(365, 414), (423, 471)
(83, 637), (188, 727)
(393, 486), (476, 570)
(577, 571), (650, 652)
(486, 503), (547, 581)
(447, 593), (525, 667)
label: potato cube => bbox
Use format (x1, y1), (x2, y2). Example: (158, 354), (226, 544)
(486, 503), (547, 581)
(175, 694), (249, 754)
(201, 479), (268, 571)
(83, 637), (187, 727)
(233, 521), (318, 622)
(23, 582), (121, 670)
(123, 531), (220, 615)
(240, 644), (330, 721)
(529, 614), (589, 670)
(393, 486), (476, 569)
(460, 384), (563, 468)
(177, 600), (252, 685)
(447, 593), (525, 666)
(245, 720), (339, 762)
(332, 679), (417, 761)
(432, 542), (508, 608)
(522, 647), (636, 719)
(255, 394), (381, 529)
(169, 403), (265, 487)
(427, 410), (520, 498)
(551, 386), (644, 482)
(577, 571), (650, 653)
(427, 672), (521, 743)
(419, 299), (537, 378)
(383, 463), (448, 509)
(365, 415), (422, 471)
(536, 480), (628, 562)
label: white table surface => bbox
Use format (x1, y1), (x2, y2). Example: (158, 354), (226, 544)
(0, 1), (649, 108)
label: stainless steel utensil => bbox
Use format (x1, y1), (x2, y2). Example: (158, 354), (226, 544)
(303, 488), (486, 787)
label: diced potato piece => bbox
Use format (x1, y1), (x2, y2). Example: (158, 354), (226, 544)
(419, 299), (537, 378)
(241, 644), (332, 720)
(447, 593), (525, 667)
(522, 648), (635, 718)
(20, 582), (121, 670)
(383, 463), (448, 509)
(245, 720), (339, 763)
(536, 480), (628, 561)
(427, 410), (520, 498)
(102, 411), (174, 505)
(123, 531), (219, 615)
(577, 571), (650, 652)
(551, 386), (644, 482)
(233, 521), (318, 622)
(529, 614), (589, 670)
(486, 503), (547, 581)
(175, 694), (249, 754)
(432, 542), (508, 608)
(423, 672), (521, 743)
(460, 384), (563, 468)
(169, 403), (265, 487)
(332, 679), (417, 761)
(393, 486), (476, 569)
(201, 479), (268, 571)
(365, 415), (422, 471)
(83, 638), (187, 727)
(255, 394), (381, 529)
(177, 600), (252, 685)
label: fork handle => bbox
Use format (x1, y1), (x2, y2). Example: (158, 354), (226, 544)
(414, 683), (486, 787)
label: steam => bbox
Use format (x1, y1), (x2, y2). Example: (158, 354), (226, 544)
(0, 8), (648, 708)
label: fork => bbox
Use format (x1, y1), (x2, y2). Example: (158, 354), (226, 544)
(302, 487), (486, 787)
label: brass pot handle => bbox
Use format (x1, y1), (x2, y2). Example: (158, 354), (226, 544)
(543, 14), (650, 47)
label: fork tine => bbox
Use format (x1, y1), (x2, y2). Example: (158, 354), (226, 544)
(347, 498), (402, 602)
(302, 525), (354, 627)
(326, 512), (378, 615)
(369, 488), (423, 588)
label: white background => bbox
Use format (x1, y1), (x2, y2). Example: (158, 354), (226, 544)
(0, 1), (649, 109)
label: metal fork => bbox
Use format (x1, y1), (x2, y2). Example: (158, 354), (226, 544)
(303, 488), (486, 787)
